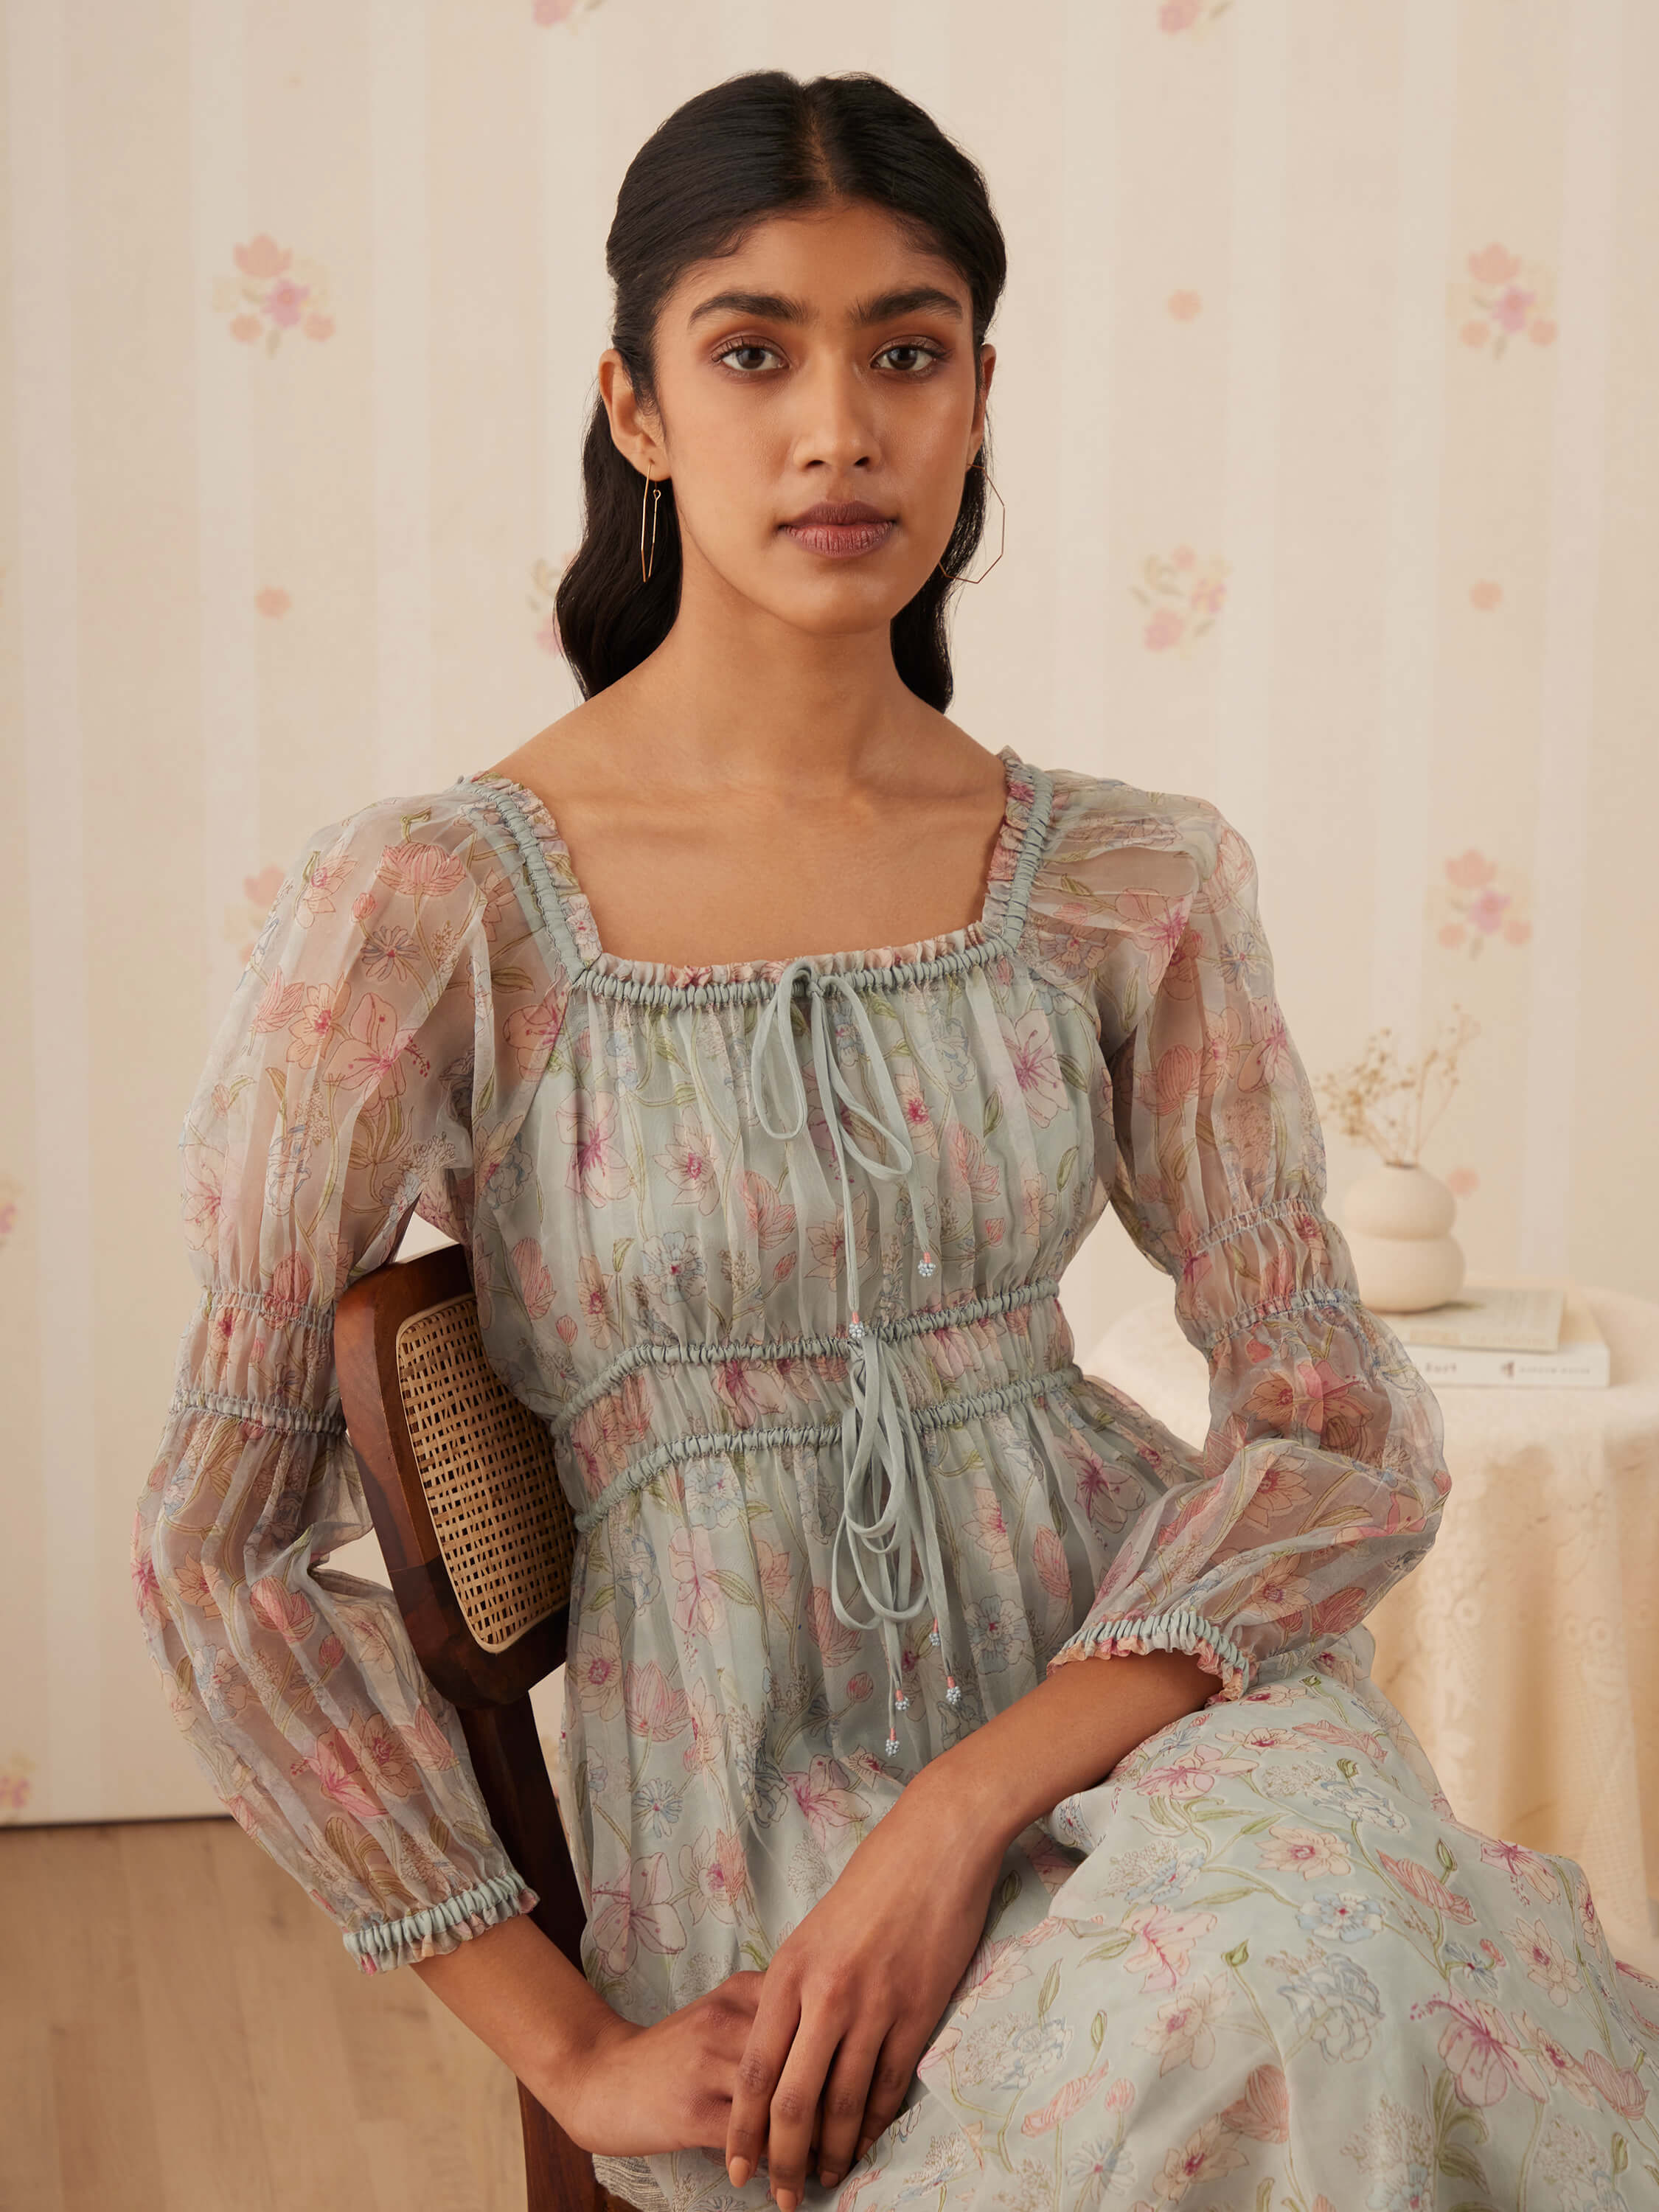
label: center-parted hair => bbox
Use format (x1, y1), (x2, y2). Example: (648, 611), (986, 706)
(554, 69), (1007, 709)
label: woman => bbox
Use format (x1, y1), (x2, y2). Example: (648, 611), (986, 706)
(136, 69), (1658, 2212)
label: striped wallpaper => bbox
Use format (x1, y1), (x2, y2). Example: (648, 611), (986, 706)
(3, 0), (1653, 1824)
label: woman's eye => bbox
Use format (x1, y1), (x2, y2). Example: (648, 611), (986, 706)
(717, 342), (782, 375)
(714, 339), (943, 376)
(875, 343), (942, 375)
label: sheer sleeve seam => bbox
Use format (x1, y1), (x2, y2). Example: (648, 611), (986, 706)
(170, 1384), (347, 1437)
(1194, 1284), (1362, 1357)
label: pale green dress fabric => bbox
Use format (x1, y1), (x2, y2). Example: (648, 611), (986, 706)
(135, 747), (1659, 2211)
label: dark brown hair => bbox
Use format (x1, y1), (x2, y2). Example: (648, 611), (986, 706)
(554, 69), (1007, 710)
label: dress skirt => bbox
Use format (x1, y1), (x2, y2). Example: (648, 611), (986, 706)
(594, 1632), (1659, 2212)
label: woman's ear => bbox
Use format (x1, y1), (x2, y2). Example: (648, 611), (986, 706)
(970, 343), (997, 461)
(599, 347), (667, 479)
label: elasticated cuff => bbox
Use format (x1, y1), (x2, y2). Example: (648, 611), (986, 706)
(341, 1868), (540, 1974)
(1046, 1605), (1253, 1701)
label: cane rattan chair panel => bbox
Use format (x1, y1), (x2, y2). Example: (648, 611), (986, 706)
(394, 1294), (574, 1652)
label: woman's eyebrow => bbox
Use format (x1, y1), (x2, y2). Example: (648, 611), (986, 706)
(855, 285), (964, 324)
(686, 284), (964, 328)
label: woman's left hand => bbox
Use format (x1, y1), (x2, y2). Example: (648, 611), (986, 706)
(722, 1765), (1008, 2208)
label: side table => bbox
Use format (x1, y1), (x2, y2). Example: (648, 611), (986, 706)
(1083, 1282), (1659, 1975)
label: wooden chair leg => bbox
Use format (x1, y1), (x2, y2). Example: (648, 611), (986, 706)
(458, 1697), (590, 1965)
(457, 1697), (608, 2211)
(518, 2079), (610, 2212)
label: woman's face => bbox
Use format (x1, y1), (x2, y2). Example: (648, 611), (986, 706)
(602, 198), (995, 641)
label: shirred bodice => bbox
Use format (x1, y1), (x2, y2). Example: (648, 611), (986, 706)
(467, 751), (1092, 1759)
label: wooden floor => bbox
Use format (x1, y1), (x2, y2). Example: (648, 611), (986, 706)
(1, 1817), (526, 2212)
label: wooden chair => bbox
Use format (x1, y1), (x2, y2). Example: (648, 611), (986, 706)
(335, 1241), (627, 2212)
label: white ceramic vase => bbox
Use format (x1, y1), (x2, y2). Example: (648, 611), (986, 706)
(1337, 1161), (1466, 1313)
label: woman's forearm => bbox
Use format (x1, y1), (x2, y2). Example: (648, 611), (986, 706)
(411, 1908), (622, 2124)
(407, 1655), (1212, 2130)
(908, 1647), (1217, 1854)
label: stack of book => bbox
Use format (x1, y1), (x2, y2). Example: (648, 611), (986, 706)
(1385, 1279), (1610, 1389)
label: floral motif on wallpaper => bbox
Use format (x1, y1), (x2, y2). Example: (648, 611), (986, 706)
(1158, 0), (1231, 35)
(529, 554), (574, 656)
(226, 865), (287, 968)
(1132, 544), (1229, 655)
(213, 236), (335, 355)
(0, 1753), (35, 1822)
(1451, 243), (1557, 360)
(0, 1175), (18, 1252)
(532, 0), (605, 24)
(256, 585), (291, 619)
(1430, 849), (1533, 958)
(1167, 289), (1203, 321)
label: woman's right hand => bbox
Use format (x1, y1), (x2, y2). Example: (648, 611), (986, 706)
(560, 1968), (798, 2162)
(413, 1913), (799, 2171)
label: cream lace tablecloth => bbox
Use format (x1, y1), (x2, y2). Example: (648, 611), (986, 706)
(1086, 1283), (1659, 1975)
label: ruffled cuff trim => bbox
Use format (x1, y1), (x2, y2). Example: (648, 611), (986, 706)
(1046, 1605), (1253, 1702)
(341, 1869), (539, 1975)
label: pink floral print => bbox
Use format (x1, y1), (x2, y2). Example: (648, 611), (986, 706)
(212, 234), (335, 353)
(1131, 543), (1231, 656)
(1453, 241), (1559, 358)
(0, 1752), (35, 1819)
(1434, 844), (1534, 955)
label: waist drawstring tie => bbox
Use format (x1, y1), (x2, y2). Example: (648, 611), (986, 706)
(750, 956), (965, 1756)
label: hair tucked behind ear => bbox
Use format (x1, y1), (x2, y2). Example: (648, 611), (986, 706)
(553, 69), (1006, 712)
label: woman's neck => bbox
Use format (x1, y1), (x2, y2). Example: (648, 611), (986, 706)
(606, 611), (936, 796)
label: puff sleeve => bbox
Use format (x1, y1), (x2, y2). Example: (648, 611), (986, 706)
(131, 790), (549, 1972)
(1046, 793), (1452, 1700)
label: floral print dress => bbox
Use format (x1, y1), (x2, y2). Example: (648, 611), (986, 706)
(135, 745), (1659, 2212)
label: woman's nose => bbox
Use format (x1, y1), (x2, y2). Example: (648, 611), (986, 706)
(791, 356), (880, 473)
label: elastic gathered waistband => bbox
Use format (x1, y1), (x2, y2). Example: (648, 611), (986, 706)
(552, 1273), (1065, 1439)
(560, 1265), (1071, 1540)
(568, 1356), (1084, 1536)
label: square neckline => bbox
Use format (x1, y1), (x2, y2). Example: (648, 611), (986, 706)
(462, 742), (1048, 992)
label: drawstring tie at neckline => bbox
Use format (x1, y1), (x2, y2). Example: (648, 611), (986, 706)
(750, 956), (964, 1756)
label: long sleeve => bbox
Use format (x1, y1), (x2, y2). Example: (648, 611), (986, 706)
(131, 790), (549, 1972)
(1047, 793), (1451, 1700)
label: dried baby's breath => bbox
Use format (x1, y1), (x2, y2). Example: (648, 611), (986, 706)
(1313, 1006), (1479, 1168)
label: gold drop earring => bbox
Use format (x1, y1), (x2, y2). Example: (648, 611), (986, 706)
(937, 459), (1006, 585)
(639, 469), (664, 584)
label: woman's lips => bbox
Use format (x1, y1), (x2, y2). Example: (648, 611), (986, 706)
(780, 515), (897, 560)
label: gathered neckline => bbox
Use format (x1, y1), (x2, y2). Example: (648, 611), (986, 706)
(462, 742), (1054, 1003)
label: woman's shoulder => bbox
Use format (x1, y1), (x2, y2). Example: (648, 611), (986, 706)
(280, 774), (505, 871)
(246, 774), (550, 1001)
(1012, 760), (1256, 1011)
(260, 773), (549, 936)
(1027, 757), (1231, 892)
